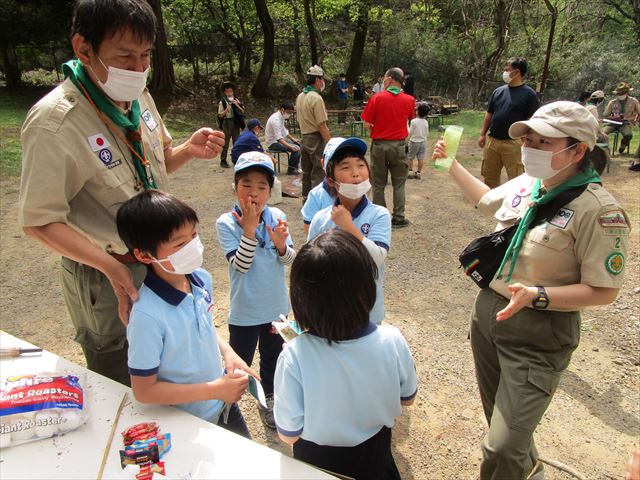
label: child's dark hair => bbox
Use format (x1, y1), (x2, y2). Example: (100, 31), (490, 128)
(290, 230), (377, 343)
(116, 190), (198, 256)
(234, 167), (275, 189)
(417, 103), (430, 118)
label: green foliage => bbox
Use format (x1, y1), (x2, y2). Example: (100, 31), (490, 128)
(21, 69), (60, 87)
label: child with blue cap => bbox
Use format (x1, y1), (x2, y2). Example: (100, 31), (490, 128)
(307, 137), (392, 324)
(216, 151), (296, 429)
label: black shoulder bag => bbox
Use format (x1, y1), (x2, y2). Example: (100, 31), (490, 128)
(458, 185), (589, 288)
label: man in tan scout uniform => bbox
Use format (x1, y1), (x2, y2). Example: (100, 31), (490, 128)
(18, 0), (224, 385)
(602, 82), (640, 155)
(296, 65), (331, 201)
(434, 101), (629, 479)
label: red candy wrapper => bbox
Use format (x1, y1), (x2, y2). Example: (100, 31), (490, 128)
(121, 422), (159, 446)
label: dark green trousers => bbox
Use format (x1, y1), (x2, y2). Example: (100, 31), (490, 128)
(470, 288), (580, 480)
(370, 139), (408, 220)
(60, 257), (147, 386)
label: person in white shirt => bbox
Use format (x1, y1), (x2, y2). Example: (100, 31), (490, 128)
(371, 74), (384, 95)
(265, 102), (301, 175)
(407, 103), (430, 179)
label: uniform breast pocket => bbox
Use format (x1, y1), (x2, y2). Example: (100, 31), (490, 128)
(91, 162), (136, 207)
(528, 227), (571, 251)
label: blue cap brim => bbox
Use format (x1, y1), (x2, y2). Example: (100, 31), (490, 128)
(325, 137), (368, 167)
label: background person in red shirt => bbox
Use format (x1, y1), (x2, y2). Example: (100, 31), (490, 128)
(361, 68), (415, 228)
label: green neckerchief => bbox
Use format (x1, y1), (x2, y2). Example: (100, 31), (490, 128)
(386, 86), (402, 95)
(303, 85), (319, 94)
(62, 59), (157, 190)
(617, 97), (627, 116)
(496, 167), (601, 282)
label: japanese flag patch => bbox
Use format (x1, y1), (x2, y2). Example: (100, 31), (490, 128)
(87, 133), (111, 152)
(549, 208), (574, 229)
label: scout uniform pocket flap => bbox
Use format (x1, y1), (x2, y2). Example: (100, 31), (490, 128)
(527, 367), (559, 396)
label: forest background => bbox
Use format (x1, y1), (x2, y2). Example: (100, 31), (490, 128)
(1, 0), (639, 106)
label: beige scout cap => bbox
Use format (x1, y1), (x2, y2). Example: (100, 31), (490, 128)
(307, 65), (325, 77)
(613, 82), (632, 94)
(590, 90), (604, 99)
(509, 101), (598, 150)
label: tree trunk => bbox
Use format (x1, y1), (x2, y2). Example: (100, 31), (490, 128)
(146, 0), (175, 92)
(238, 43), (252, 77)
(290, 0), (304, 81)
(0, 44), (21, 88)
(631, 0), (640, 46)
(303, 0), (318, 65)
(346, 0), (371, 83)
(252, 0), (275, 97)
(539, 0), (558, 98)
(373, 23), (381, 77)
(485, 0), (514, 78)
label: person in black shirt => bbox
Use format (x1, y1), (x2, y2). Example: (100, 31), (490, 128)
(478, 57), (539, 188)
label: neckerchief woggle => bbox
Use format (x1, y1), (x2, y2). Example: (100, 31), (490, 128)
(232, 205), (278, 248)
(386, 86), (402, 95)
(63, 59), (157, 190)
(496, 167), (601, 282)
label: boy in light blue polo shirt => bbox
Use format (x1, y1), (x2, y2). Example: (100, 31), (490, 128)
(116, 190), (254, 438)
(308, 137), (391, 324)
(275, 230), (417, 479)
(216, 151), (296, 429)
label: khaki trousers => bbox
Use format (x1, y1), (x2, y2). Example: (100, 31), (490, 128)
(470, 288), (580, 480)
(370, 139), (408, 220)
(301, 132), (326, 199)
(602, 123), (633, 148)
(481, 137), (523, 189)
(60, 257), (147, 386)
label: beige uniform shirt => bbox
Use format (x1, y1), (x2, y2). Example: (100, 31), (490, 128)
(19, 78), (172, 254)
(295, 90), (328, 134)
(477, 174), (630, 310)
(603, 96), (640, 122)
(218, 97), (235, 119)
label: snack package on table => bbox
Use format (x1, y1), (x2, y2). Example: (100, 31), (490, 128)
(0, 372), (88, 448)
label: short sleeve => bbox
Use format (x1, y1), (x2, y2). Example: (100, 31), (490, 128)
(216, 214), (241, 256)
(366, 208), (392, 250)
(397, 332), (418, 401)
(19, 125), (84, 227)
(361, 97), (375, 124)
(527, 90), (540, 118)
(477, 184), (510, 217)
(274, 350), (304, 437)
(301, 194), (322, 224)
(575, 206), (629, 288)
(487, 89), (497, 114)
(127, 309), (164, 375)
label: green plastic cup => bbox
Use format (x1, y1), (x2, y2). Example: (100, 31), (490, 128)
(435, 125), (463, 171)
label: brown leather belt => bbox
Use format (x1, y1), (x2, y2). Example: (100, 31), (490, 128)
(110, 252), (139, 265)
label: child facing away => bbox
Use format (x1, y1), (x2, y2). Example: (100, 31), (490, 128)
(116, 190), (255, 438)
(307, 137), (391, 324)
(274, 229), (418, 479)
(216, 151), (296, 429)
(407, 102), (430, 179)
(300, 138), (349, 234)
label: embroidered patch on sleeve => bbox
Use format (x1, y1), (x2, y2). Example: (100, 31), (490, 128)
(599, 210), (628, 229)
(605, 252), (625, 275)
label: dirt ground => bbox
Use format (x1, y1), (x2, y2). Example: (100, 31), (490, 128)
(1, 141), (638, 479)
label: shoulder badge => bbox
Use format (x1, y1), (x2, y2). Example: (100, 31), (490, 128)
(605, 252), (625, 275)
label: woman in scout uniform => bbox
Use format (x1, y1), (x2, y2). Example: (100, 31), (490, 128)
(433, 101), (630, 480)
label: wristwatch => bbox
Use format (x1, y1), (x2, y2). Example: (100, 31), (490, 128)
(532, 286), (549, 310)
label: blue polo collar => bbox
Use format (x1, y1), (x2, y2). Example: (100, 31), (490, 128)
(321, 179), (332, 195)
(144, 267), (205, 306)
(334, 195), (369, 219)
(353, 322), (378, 338)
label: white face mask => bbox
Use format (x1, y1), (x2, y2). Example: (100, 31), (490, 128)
(502, 71), (512, 84)
(617, 94), (628, 101)
(94, 56), (149, 102)
(282, 112), (291, 119)
(152, 236), (204, 275)
(521, 145), (576, 180)
(336, 179), (371, 199)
